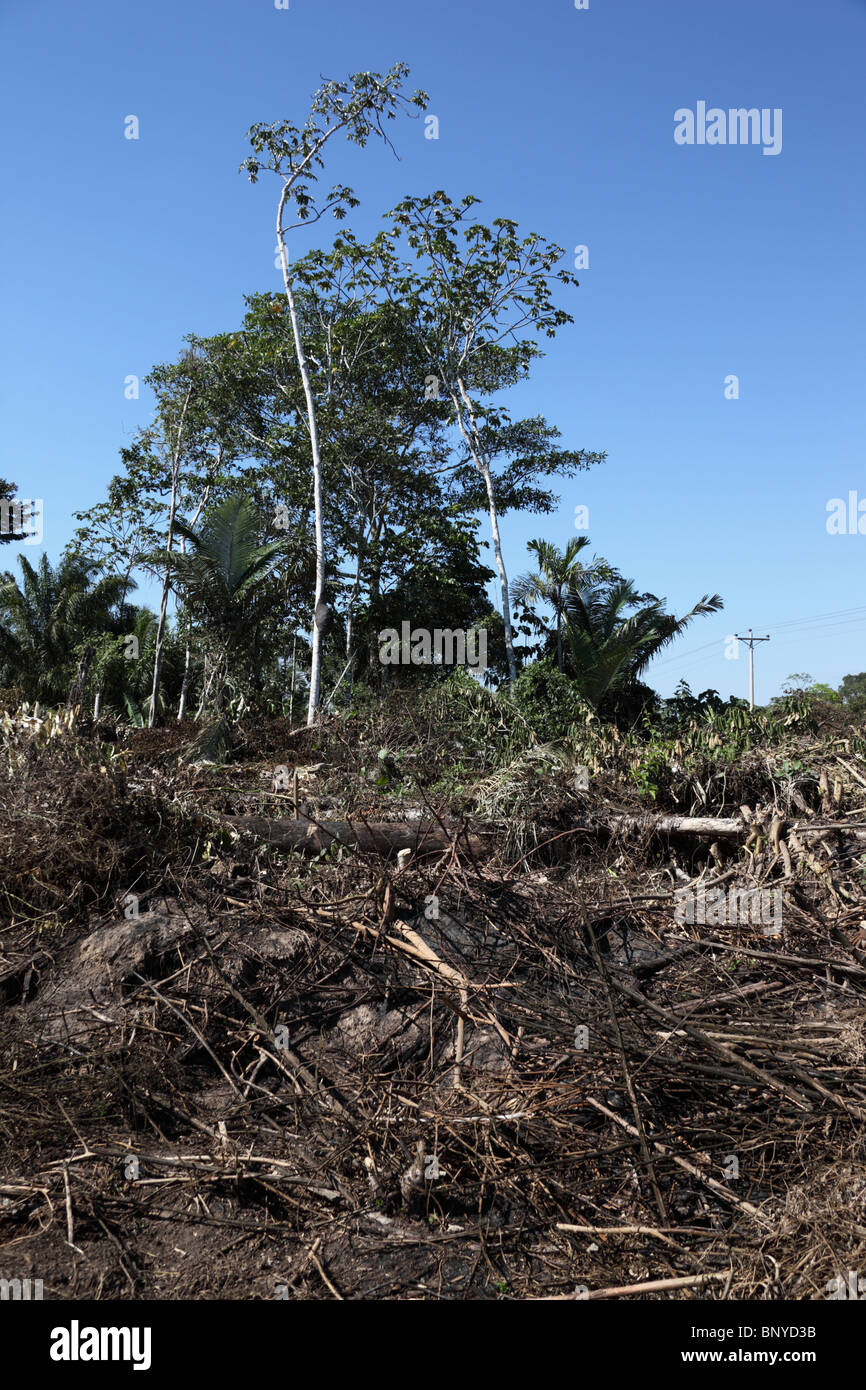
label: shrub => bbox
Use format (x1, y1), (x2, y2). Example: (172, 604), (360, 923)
(509, 660), (589, 742)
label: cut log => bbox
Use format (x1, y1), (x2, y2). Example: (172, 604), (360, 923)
(609, 813), (866, 843)
(609, 814), (743, 839)
(221, 810), (866, 862)
(221, 814), (485, 859)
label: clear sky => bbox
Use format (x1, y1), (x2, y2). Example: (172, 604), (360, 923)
(1, 0), (864, 702)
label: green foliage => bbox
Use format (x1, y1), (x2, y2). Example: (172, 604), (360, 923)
(630, 755), (667, 801)
(767, 675), (848, 732)
(838, 671), (866, 714)
(509, 659), (589, 742)
(404, 672), (535, 786)
(562, 574), (723, 711)
(652, 680), (743, 734)
(170, 494), (286, 610)
(772, 673), (840, 706)
(241, 64), (427, 206)
(512, 537), (612, 671)
(121, 692), (147, 727)
(183, 715), (234, 765)
(0, 554), (130, 703)
(163, 493), (288, 715)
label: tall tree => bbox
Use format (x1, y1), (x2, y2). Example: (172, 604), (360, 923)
(838, 672), (866, 714)
(193, 251), (459, 696)
(74, 344), (243, 723)
(383, 191), (599, 684)
(241, 64), (427, 724)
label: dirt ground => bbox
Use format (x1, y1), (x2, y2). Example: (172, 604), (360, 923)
(1, 706), (865, 1300)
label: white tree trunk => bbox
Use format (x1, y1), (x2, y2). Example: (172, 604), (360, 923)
(480, 460), (518, 685)
(196, 653), (216, 720)
(276, 202), (325, 726)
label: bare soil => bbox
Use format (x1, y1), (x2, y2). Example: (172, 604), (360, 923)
(1, 709), (865, 1300)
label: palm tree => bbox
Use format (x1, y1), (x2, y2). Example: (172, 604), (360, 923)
(563, 578), (723, 710)
(163, 494), (286, 716)
(0, 554), (128, 703)
(513, 538), (612, 671)
(91, 604), (160, 721)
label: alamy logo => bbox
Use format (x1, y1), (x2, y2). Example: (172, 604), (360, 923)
(49, 1320), (152, 1371)
(826, 1271), (865, 1300)
(0, 498), (42, 545)
(674, 887), (782, 935)
(674, 103), (782, 156)
(378, 623), (487, 669)
(0, 1277), (43, 1300)
(826, 492), (866, 535)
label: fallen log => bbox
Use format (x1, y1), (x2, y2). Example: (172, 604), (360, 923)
(221, 810), (866, 862)
(221, 814), (486, 859)
(609, 813), (743, 839)
(223, 811), (741, 858)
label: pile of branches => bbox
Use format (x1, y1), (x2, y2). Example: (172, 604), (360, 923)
(0, 709), (193, 947)
(2, 705), (866, 1300)
(1, 828), (865, 1298)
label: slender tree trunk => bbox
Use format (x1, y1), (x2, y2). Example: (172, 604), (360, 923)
(480, 463), (517, 685)
(211, 653), (226, 717)
(454, 379), (517, 685)
(149, 384), (194, 728)
(344, 525), (365, 702)
(368, 537), (383, 688)
(276, 195), (325, 726)
(196, 654), (216, 720)
(177, 635), (191, 720)
(118, 535), (140, 622)
(176, 485), (209, 723)
(149, 556), (173, 728)
(67, 644), (95, 716)
(325, 650), (356, 710)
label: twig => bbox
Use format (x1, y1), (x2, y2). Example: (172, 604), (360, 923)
(541, 1271), (728, 1300)
(62, 1163), (82, 1254)
(308, 1237), (343, 1300)
(129, 972), (244, 1100)
(582, 913), (668, 1224)
(586, 1097), (772, 1229)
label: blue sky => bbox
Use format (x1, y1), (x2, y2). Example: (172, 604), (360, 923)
(1, 0), (864, 701)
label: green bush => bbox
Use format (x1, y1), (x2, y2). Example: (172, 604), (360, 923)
(509, 660), (589, 742)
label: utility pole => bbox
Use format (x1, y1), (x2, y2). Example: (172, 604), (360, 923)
(733, 629), (770, 710)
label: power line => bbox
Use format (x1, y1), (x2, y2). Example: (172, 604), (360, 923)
(649, 637), (724, 668)
(751, 604), (866, 631)
(651, 607), (866, 670)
